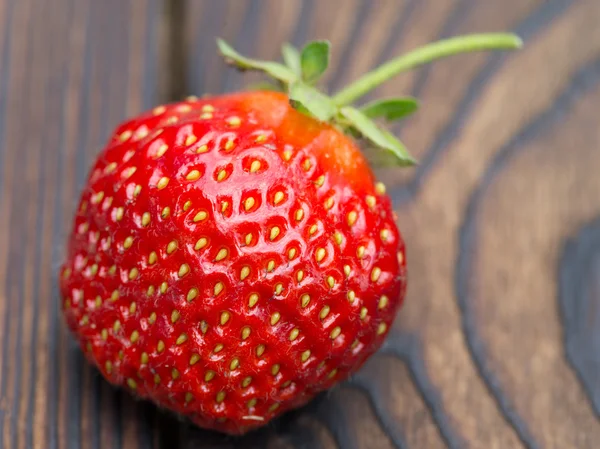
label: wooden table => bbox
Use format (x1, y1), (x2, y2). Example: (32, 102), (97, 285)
(1, 0), (599, 447)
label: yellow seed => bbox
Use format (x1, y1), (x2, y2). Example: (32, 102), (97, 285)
(185, 135), (198, 146)
(274, 283), (283, 295)
(241, 326), (251, 340)
(200, 112), (213, 119)
(153, 105), (166, 115)
(129, 302), (136, 314)
(101, 329), (108, 340)
(193, 211), (207, 222)
(105, 162), (117, 173)
(220, 311), (230, 325)
(186, 169), (201, 181)
(221, 201), (229, 213)
(229, 358), (240, 370)
(200, 321), (208, 334)
(172, 369), (179, 379)
(320, 306), (330, 320)
(248, 293), (259, 308)
(360, 307), (368, 320)
(89, 264), (98, 276)
(142, 212), (151, 226)
(377, 322), (388, 335)
(301, 294), (310, 308)
(157, 340), (165, 352)
(161, 207), (170, 219)
(157, 177), (169, 190)
(380, 229), (390, 242)
(214, 282), (224, 296)
(124, 166), (137, 178)
(244, 197), (255, 211)
(106, 361), (113, 374)
(247, 398), (257, 409)
(347, 290), (356, 302)
(227, 116), (241, 127)
(269, 403), (280, 412)
(398, 251), (404, 264)
(357, 246), (365, 259)
(289, 328), (299, 341)
(301, 350), (311, 362)
(216, 392), (226, 403)
(273, 191), (284, 205)
(256, 345), (265, 356)
(270, 312), (281, 326)
(156, 143), (169, 158)
(330, 327), (341, 339)
(130, 330), (139, 343)
(267, 260), (275, 272)
(148, 251), (157, 265)
(185, 392), (194, 403)
(93, 191), (105, 204)
(176, 333), (187, 345)
(217, 169), (227, 182)
(271, 364), (280, 376)
(167, 240), (178, 254)
(205, 370), (215, 382)
(160, 282), (168, 293)
(347, 211), (358, 226)
(309, 224), (318, 236)
(202, 104), (215, 112)
(187, 288), (198, 302)
(215, 248), (228, 262)
(245, 233), (253, 245)
(240, 266), (250, 280)
(269, 227), (281, 241)
(375, 182), (386, 195)
(128, 268), (139, 280)
(379, 295), (389, 309)
(138, 353), (149, 366)
(214, 344), (223, 354)
(153, 374), (161, 384)
(178, 264), (190, 277)
(303, 159), (311, 171)
(366, 195), (376, 209)
(148, 312), (157, 324)
(127, 378), (137, 389)
(242, 376), (252, 388)
(288, 248), (297, 260)
(189, 353), (200, 366)
(225, 139), (235, 151)
(250, 160), (261, 173)
(80, 315), (89, 326)
(327, 276), (335, 288)
(195, 237), (208, 250)
(328, 369), (338, 379)
(316, 248), (326, 263)
(255, 134), (267, 143)
(351, 339), (360, 349)
(371, 267), (382, 282)
(344, 265), (351, 277)
(333, 232), (343, 245)
(171, 310), (180, 323)
(315, 175), (325, 187)
(183, 200), (192, 211)
(115, 207), (124, 221)
(295, 209), (304, 221)
(197, 144), (208, 154)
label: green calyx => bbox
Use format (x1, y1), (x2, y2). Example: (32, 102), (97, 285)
(217, 33), (523, 167)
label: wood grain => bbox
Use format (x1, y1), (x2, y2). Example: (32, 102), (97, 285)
(1, 0), (599, 448)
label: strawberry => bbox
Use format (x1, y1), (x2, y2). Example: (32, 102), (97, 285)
(59, 33), (522, 434)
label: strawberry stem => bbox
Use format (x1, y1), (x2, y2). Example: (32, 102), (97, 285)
(332, 33), (522, 106)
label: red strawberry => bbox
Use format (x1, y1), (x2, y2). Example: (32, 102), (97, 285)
(59, 34), (522, 434)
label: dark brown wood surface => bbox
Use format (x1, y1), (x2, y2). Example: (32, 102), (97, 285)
(1, 0), (599, 448)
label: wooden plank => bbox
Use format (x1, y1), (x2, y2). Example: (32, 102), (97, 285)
(0, 1), (161, 449)
(182, 0), (600, 448)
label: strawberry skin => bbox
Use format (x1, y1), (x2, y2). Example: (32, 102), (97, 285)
(59, 91), (407, 434)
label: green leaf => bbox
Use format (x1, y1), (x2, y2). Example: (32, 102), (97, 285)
(282, 43), (302, 77)
(361, 97), (419, 121)
(288, 82), (338, 122)
(339, 106), (416, 166)
(217, 38), (296, 84)
(244, 81), (284, 92)
(300, 40), (330, 84)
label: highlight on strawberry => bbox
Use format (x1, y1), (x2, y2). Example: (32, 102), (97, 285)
(59, 32), (522, 434)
